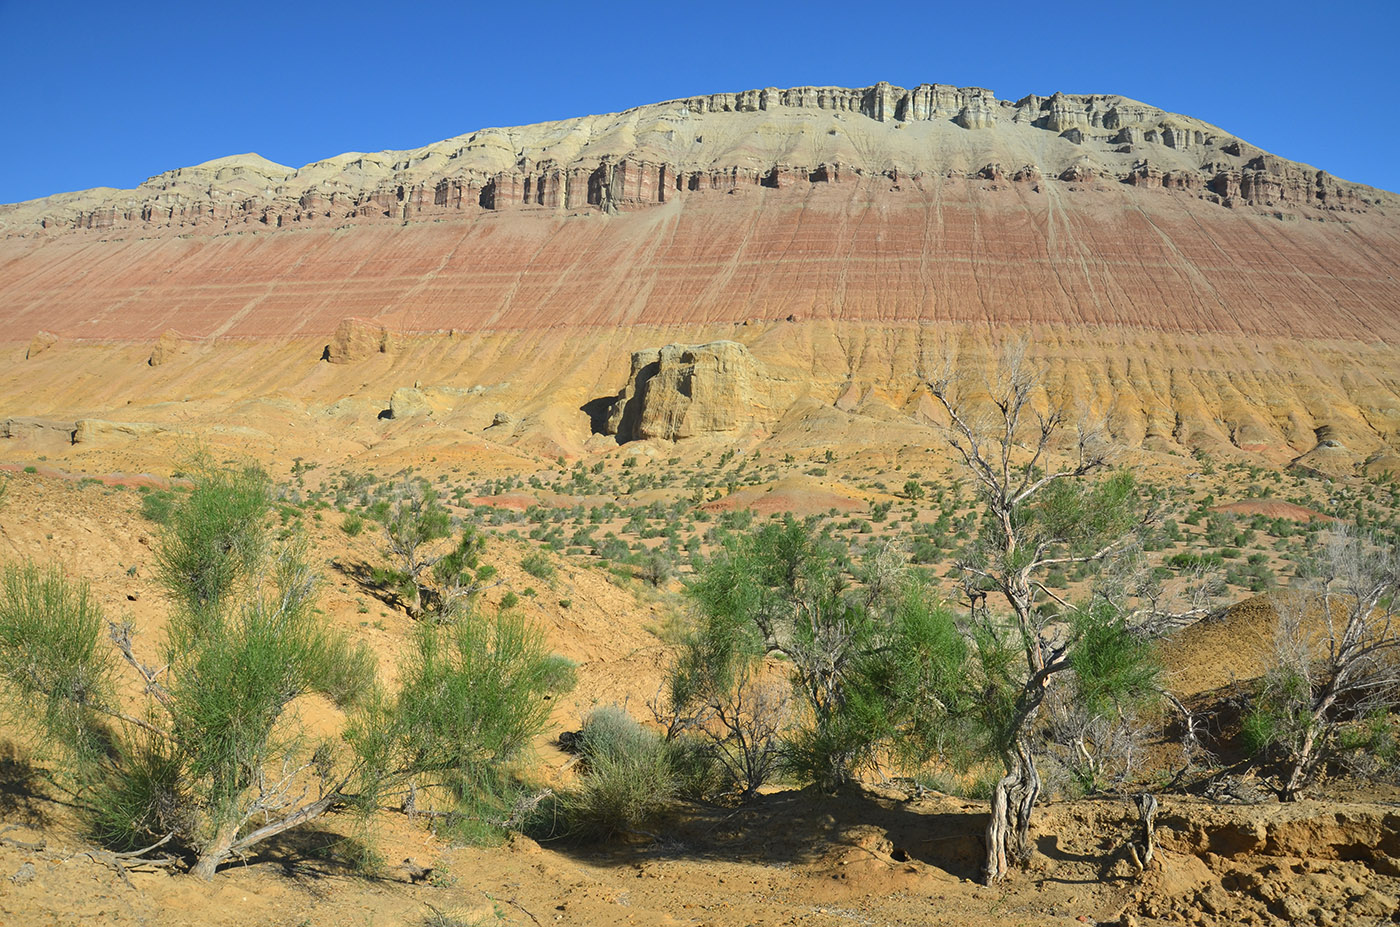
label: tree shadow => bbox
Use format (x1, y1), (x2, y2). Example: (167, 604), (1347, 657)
(233, 825), (391, 886)
(0, 741), (52, 828)
(536, 784), (987, 882)
(1034, 831), (1132, 884)
(331, 558), (406, 613)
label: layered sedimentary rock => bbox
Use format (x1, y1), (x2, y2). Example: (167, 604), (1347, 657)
(3, 83), (1388, 240)
(0, 83), (1398, 466)
(606, 342), (777, 442)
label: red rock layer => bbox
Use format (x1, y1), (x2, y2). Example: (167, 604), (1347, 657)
(1, 175), (1397, 344)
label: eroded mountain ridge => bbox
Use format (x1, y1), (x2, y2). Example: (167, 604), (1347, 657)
(2, 82), (1390, 233)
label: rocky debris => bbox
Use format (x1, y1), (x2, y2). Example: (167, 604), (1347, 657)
(605, 341), (777, 442)
(387, 387), (429, 419)
(323, 318), (391, 364)
(148, 329), (189, 366)
(10, 862), (35, 885)
(25, 331), (57, 359)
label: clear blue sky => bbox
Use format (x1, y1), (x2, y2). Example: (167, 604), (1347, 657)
(3, 0), (1397, 205)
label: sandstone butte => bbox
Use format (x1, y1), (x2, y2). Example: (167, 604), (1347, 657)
(1, 82), (1399, 474)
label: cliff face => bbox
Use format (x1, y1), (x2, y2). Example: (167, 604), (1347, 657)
(1, 83), (1388, 238)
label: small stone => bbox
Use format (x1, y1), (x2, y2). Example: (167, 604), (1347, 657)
(11, 862), (36, 884)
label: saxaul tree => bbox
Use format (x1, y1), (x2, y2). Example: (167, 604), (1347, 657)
(926, 345), (1165, 883)
(1246, 526), (1400, 800)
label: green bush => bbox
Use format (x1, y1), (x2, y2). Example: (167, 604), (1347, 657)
(156, 463), (271, 618)
(520, 551), (555, 581)
(352, 609), (575, 846)
(0, 562), (114, 765)
(0, 468), (388, 878)
(555, 707), (676, 839)
(139, 489), (178, 524)
(341, 512), (365, 537)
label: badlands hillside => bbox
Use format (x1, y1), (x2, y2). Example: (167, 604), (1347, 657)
(1, 81), (1399, 477)
(2, 84), (1400, 927)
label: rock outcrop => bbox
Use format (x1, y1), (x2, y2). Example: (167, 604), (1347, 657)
(324, 318), (391, 364)
(3, 83), (1389, 240)
(148, 329), (189, 366)
(1, 417), (76, 444)
(605, 342), (777, 442)
(25, 331), (57, 359)
(387, 387), (429, 419)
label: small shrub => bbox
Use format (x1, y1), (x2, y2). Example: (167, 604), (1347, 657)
(139, 490), (177, 524)
(341, 512), (365, 537)
(520, 551), (555, 581)
(555, 707), (676, 839)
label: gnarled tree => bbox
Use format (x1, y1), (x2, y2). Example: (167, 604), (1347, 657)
(1246, 526), (1400, 800)
(926, 346), (1164, 883)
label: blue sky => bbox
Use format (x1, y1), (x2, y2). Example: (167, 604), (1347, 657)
(3, 0), (1397, 204)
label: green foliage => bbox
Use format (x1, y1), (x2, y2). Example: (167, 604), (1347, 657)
(858, 589), (978, 771)
(0, 562), (115, 767)
(1030, 470), (1139, 558)
(520, 551), (555, 581)
(553, 707), (677, 839)
(353, 610), (574, 840)
(156, 463), (271, 619)
(88, 733), (187, 851)
(0, 463), (396, 875)
(1069, 601), (1162, 721)
(433, 525), (486, 589)
(138, 489), (178, 524)
(341, 512), (365, 537)
(167, 539), (365, 830)
(1242, 664), (1312, 757)
(684, 519), (920, 787)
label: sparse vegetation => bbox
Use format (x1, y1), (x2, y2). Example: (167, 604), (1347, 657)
(0, 463), (571, 878)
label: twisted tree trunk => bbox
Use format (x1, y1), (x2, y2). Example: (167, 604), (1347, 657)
(984, 739), (1040, 883)
(190, 819), (239, 880)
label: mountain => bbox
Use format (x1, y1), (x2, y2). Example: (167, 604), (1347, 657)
(1, 82), (1398, 472)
